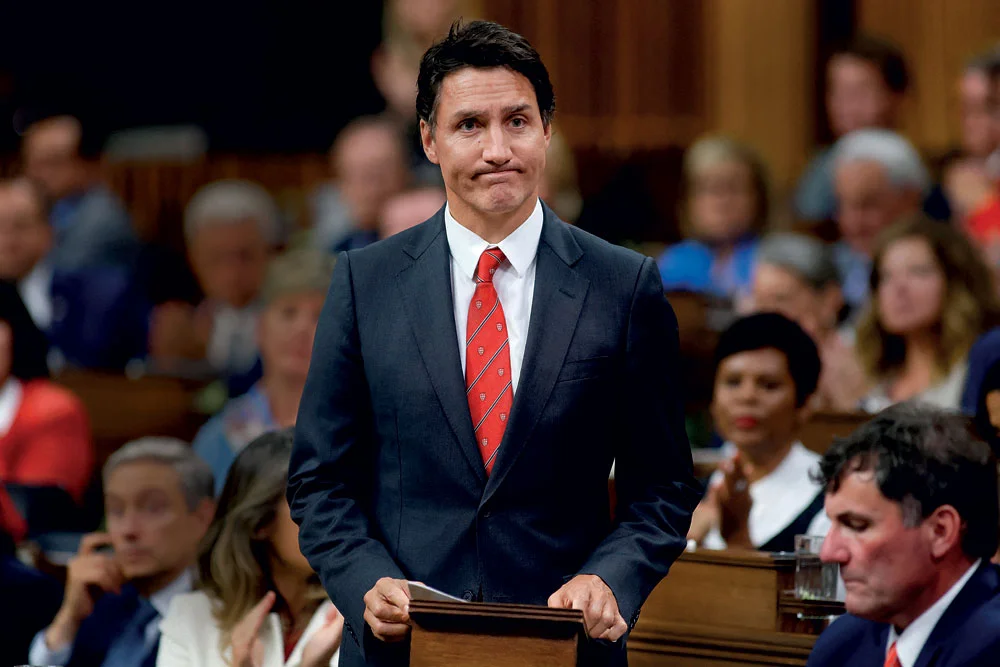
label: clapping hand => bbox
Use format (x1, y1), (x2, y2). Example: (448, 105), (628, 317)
(231, 591), (275, 667)
(717, 453), (754, 548)
(302, 605), (344, 667)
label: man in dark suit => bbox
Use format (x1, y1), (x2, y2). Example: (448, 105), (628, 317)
(29, 438), (214, 667)
(807, 403), (1000, 667)
(288, 20), (699, 667)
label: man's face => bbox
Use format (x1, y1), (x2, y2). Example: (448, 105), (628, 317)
(333, 125), (408, 230)
(420, 67), (551, 223)
(0, 184), (51, 280)
(835, 160), (916, 256)
(22, 120), (87, 200)
(104, 461), (212, 583)
(827, 55), (897, 137)
(821, 471), (935, 623)
(189, 220), (271, 309)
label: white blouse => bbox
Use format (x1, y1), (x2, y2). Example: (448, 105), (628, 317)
(702, 442), (830, 550)
(157, 591), (340, 667)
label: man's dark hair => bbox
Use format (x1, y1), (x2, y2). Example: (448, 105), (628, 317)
(832, 34), (910, 95)
(416, 20), (556, 129)
(816, 403), (1000, 559)
(713, 312), (821, 407)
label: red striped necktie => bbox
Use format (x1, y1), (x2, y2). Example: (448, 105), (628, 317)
(466, 248), (513, 474)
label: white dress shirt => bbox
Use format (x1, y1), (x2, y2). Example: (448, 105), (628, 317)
(702, 443), (831, 550)
(18, 259), (54, 330)
(0, 377), (23, 437)
(157, 591), (340, 667)
(444, 198), (543, 395)
(886, 560), (982, 667)
(30, 569), (195, 666)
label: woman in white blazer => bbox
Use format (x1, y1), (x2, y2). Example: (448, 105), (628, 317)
(157, 429), (342, 667)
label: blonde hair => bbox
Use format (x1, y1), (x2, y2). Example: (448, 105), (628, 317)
(196, 429), (326, 649)
(856, 216), (1000, 381)
(679, 135), (771, 237)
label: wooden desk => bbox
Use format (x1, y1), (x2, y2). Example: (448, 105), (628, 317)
(629, 549), (843, 667)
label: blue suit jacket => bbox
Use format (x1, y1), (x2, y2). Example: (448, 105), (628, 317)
(807, 563), (1000, 667)
(288, 204), (700, 667)
(64, 585), (158, 667)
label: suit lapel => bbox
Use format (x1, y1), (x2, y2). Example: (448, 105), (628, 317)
(913, 563), (999, 667)
(397, 213), (486, 486)
(482, 207), (588, 505)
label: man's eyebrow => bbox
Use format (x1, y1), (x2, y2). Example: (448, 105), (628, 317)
(449, 103), (532, 121)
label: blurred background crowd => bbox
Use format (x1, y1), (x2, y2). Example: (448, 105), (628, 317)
(2, 0), (1000, 665)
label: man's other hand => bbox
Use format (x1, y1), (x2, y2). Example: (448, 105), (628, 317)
(363, 577), (412, 642)
(548, 574), (627, 641)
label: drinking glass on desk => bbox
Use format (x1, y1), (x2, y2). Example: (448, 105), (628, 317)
(795, 534), (840, 601)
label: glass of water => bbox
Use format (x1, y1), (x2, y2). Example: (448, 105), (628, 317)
(794, 534), (840, 601)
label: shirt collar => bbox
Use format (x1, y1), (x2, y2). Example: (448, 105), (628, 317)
(149, 568), (195, 619)
(887, 559), (982, 667)
(443, 198), (544, 279)
(0, 378), (23, 437)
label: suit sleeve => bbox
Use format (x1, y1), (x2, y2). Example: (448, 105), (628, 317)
(577, 256), (700, 628)
(287, 253), (405, 657)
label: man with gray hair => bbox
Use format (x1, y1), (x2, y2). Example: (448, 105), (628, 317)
(807, 403), (1000, 666)
(150, 179), (282, 394)
(832, 128), (930, 314)
(29, 438), (215, 667)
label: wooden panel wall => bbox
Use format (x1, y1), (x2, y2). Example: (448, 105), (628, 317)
(858, 0), (1000, 154)
(480, 0), (816, 192)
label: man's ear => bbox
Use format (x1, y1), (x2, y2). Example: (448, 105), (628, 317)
(925, 504), (964, 560)
(194, 498), (217, 534)
(420, 119), (439, 165)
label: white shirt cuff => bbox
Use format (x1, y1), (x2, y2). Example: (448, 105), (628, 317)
(29, 628), (73, 666)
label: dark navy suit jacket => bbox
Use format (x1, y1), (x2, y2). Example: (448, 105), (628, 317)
(62, 585), (159, 667)
(807, 563), (1000, 667)
(288, 204), (700, 667)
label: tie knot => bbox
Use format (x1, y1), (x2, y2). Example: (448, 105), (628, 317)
(475, 248), (506, 283)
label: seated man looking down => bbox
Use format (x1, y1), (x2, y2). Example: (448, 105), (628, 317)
(688, 312), (830, 552)
(807, 403), (1000, 667)
(29, 438), (215, 667)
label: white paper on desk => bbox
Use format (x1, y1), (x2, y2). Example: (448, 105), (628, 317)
(408, 581), (468, 603)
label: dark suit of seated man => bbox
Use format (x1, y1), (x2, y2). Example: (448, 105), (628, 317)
(28, 438), (214, 667)
(807, 403), (1000, 667)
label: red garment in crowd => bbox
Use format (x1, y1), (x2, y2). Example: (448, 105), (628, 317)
(0, 379), (93, 503)
(965, 194), (1000, 243)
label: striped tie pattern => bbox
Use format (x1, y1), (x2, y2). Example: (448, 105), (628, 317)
(466, 248), (512, 474)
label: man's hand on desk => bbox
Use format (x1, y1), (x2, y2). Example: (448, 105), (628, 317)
(548, 574), (628, 641)
(364, 577), (412, 642)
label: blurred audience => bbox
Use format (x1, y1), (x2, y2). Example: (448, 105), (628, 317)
(1, 485), (64, 666)
(29, 438), (214, 667)
(0, 177), (149, 370)
(150, 180), (280, 394)
(312, 117), (410, 253)
(539, 129), (582, 223)
(831, 129), (930, 316)
(688, 313), (829, 552)
(794, 36), (909, 222)
(192, 249), (332, 492)
(974, 358), (1000, 457)
(160, 429), (342, 667)
(378, 187), (446, 239)
(857, 217), (1000, 412)
(953, 53), (1000, 255)
(657, 136), (770, 303)
(751, 233), (866, 411)
(0, 281), (92, 536)
(21, 115), (141, 272)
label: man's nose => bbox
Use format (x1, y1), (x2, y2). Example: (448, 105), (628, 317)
(819, 528), (846, 564)
(482, 125), (512, 164)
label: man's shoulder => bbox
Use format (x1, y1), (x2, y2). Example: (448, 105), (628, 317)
(808, 614), (883, 665)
